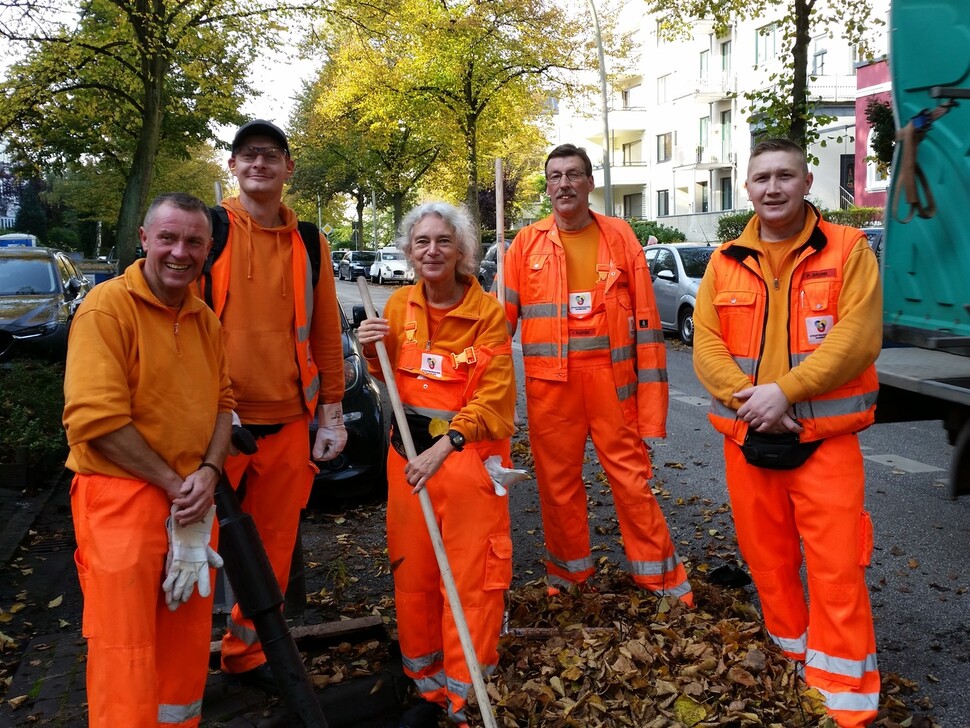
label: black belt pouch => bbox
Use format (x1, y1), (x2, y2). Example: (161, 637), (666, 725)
(740, 431), (822, 470)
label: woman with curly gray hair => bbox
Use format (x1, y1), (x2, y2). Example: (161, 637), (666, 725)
(357, 200), (516, 728)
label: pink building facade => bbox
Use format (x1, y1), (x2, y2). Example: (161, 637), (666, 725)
(854, 57), (891, 209)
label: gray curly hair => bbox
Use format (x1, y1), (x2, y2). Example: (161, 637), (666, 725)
(396, 201), (480, 278)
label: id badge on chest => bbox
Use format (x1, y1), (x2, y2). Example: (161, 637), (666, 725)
(569, 291), (593, 316)
(420, 352), (445, 378)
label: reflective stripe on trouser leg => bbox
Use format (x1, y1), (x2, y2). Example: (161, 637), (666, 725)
(386, 446), (511, 723)
(582, 366), (693, 605)
(71, 474), (211, 728)
(725, 435), (879, 728)
(221, 415), (315, 674)
(526, 375), (597, 587)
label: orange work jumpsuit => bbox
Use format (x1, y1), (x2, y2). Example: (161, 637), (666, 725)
(695, 209), (881, 728)
(378, 281), (515, 725)
(504, 215), (692, 605)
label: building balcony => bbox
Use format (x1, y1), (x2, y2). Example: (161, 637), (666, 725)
(691, 72), (736, 102)
(673, 146), (736, 169)
(807, 74), (858, 103)
(592, 161), (650, 188)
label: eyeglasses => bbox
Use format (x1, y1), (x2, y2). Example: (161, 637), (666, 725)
(236, 145), (287, 163)
(546, 170), (588, 184)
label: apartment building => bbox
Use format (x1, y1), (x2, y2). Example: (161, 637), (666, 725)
(551, 1), (889, 241)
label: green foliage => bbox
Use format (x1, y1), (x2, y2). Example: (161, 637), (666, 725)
(717, 210), (756, 243)
(627, 219), (686, 245)
(0, 361), (67, 466)
(822, 207), (883, 228)
(865, 98), (895, 169)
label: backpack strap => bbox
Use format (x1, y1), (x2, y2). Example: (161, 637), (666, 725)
(296, 220), (321, 288)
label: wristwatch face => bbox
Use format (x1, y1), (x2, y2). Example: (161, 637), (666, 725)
(448, 430), (465, 450)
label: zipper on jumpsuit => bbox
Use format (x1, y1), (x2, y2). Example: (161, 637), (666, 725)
(741, 257), (771, 385)
(173, 315), (181, 355)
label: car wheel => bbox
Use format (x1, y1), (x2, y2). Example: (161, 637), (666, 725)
(678, 307), (695, 345)
(378, 272), (385, 286)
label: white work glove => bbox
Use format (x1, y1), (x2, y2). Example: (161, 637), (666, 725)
(483, 455), (529, 496)
(162, 504), (223, 611)
(313, 402), (348, 461)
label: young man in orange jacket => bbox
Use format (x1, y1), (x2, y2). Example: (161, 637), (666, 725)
(502, 143), (692, 606)
(693, 138), (882, 728)
(202, 120), (348, 687)
(64, 193), (234, 726)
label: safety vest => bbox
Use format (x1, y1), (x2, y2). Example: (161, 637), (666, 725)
(504, 212), (667, 435)
(202, 210), (320, 412)
(396, 285), (512, 457)
(706, 216), (879, 444)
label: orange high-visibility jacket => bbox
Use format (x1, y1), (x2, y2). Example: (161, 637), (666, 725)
(696, 207), (880, 444)
(503, 212), (667, 438)
(200, 203), (339, 415)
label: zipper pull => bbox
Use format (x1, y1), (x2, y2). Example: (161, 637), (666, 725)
(773, 278), (780, 290)
(174, 322), (180, 337)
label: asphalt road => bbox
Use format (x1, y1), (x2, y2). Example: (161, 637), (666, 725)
(336, 276), (970, 726)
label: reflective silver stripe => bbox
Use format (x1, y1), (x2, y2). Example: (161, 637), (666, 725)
(636, 329), (664, 345)
(733, 355), (757, 377)
(402, 649), (444, 674)
(547, 573), (574, 589)
(768, 630), (807, 655)
(521, 302), (563, 319)
(663, 580), (694, 598)
(611, 344), (635, 363)
(806, 649), (878, 679)
(547, 551), (595, 574)
(816, 687), (880, 712)
(616, 382), (636, 401)
(227, 615), (259, 646)
(404, 404), (459, 420)
(504, 287), (519, 306)
(159, 699), (202, 723)
(638, 367), (667, 384)
(414, 671), (447, 696)
(446, 675), (472, 721)
(628, 553), (683, 577)
(522, 342), (559, 358)
(304, 376), (319, 403)
(710, 398), (739, 420)
(570, 335), (610, 352)
(793, 390), (878, 420)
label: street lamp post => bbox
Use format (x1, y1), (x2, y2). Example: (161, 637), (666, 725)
(588, 0), (613, 217)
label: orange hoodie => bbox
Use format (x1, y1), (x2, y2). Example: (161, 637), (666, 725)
(216, 197), (344, 424)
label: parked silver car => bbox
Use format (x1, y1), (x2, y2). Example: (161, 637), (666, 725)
(643, 243), (716, 345)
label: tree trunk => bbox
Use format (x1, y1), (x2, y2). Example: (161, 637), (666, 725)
(464, 112), (480, 236)
(789, 0), (814, 149)
(116, 51), (168, 271)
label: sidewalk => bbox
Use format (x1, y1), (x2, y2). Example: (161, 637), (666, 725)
(0, 468), (408, 727)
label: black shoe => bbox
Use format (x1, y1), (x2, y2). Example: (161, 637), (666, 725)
(399, 699), (443, 728)
(225, 663), (279, 694)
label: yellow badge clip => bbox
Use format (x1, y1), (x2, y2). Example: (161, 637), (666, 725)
(451, 346), (477, 368)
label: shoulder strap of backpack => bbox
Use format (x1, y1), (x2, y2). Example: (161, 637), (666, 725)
(201, 206), (231, 309)
(296, 220), (321, 288)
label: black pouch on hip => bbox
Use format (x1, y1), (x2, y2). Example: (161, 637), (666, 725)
(390, 413), (438, 457)
(740, 431), (822, 470)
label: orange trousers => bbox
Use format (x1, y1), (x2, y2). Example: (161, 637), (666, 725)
(220, 416), (316, 673)
(387, 445), (512, 724)
(525, 364), (693, 605)
(71, 473), (214, 727)
(724, 434), (879, 728)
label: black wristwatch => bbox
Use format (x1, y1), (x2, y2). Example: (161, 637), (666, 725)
(446, 429), (465, 452)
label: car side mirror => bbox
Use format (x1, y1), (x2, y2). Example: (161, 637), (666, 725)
(352, 305), (368, 328)
(66, 278), (82, 298)
(657, 269), (676, 282)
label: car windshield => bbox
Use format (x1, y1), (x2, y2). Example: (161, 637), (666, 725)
(0, 257), (58, 295)
(355, 252), (377, 262)
(381, 251), (404, 261)
(679, 248), (714, 278)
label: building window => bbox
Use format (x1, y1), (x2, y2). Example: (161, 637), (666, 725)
(699, 117), (709, 152)
(657, 132), (672, 163)
(621, 83), (641, 109)
(720, 110), (732, 160)
(720, 41), (732, 74)
(657, 74), (670, 104)
(756, 22), (781, 66)
(720, 177), (733, 210)
(866, 129), (889, 191)
(698, 181), (709, 213)
(699, 49), (709, 80)
(622, 140), (642, 164)
(812, 35), (827, 75)
(657, 189), (670, 217)
(623, 193), (644, 219)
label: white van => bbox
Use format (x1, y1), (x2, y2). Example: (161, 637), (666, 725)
(369, 247), (414, 285)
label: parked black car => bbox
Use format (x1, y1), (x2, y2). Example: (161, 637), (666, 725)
(0, 247), (93, 361)
(308, 305), (387, 502)
(337, 250), (377, 281)
(331, 249), (343, 275)
(478, 241), (510, 292)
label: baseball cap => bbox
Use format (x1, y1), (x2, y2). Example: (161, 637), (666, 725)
(231, 119), (290, 156)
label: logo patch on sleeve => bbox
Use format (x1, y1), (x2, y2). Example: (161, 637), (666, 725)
(638, 319), (649, 328)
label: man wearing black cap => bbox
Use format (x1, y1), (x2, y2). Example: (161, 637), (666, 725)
(202, 119), (347, 688)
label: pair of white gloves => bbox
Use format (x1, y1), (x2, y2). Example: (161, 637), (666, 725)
(162, 504), (222, 610)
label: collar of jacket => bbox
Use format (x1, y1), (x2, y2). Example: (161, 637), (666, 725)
(123, 259), (207, 315)
(721, 201), (829, 266)
(407, 273), (481, 318)
(535, 209), (607, 240)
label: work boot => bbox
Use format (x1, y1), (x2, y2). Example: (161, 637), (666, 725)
(225, 663), (279, 694)
(399, 699), (443, 728)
